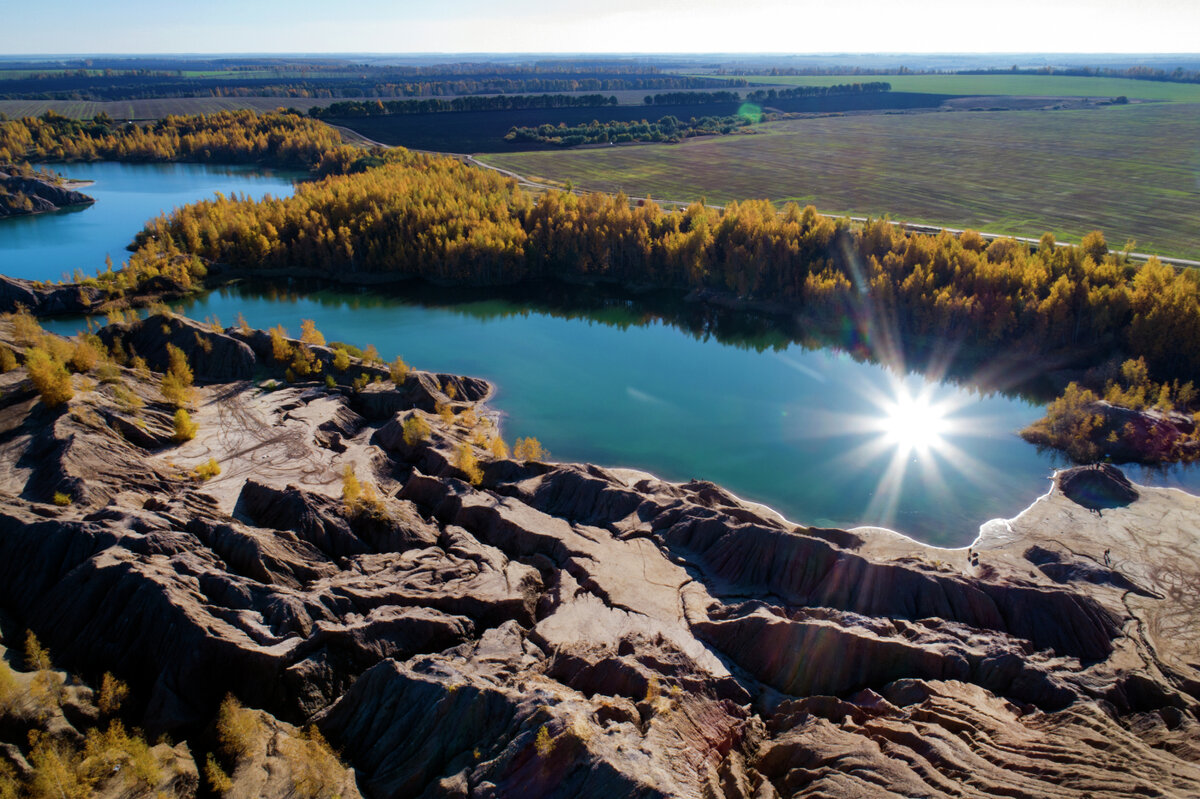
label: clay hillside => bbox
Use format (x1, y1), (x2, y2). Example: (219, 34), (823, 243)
(1, 311), (1199, 798)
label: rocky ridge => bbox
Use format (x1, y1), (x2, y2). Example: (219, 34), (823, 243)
(1, 312), (1199, 797)
(0, 166), (94, 219)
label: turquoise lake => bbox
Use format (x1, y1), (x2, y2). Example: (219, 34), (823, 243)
(7, 161), (1199, 546)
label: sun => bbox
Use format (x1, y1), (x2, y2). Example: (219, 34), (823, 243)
(879, 389), (950, 455)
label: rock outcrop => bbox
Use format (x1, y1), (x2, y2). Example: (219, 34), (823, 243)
(0, 167), (94, 218)
(2, 313), (1200, 797)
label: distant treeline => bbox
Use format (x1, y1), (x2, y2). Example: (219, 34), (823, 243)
(745, 82), (891, 102)
(504, 114), (753, 146)
(309, 94), (619, 119)
(721, 65), (1200, 85)
(959, 66), (1200, 84)
(643, 91), (744, 105)
(644, 83), (891, 106)
(0, 64), (745, 102)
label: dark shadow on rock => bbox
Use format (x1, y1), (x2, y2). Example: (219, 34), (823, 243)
(1057, 464), (1139, 511)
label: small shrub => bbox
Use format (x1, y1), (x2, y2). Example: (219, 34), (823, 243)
(160, 344), (194, 407)
(325, 373), (337, 389)
(389, 356), (409, 385)
(487, 434), (509, 459)
(513, 437), (547, 462)
(9, 305), (43, 346)
(26, 348), (74, 408)
(67, 339), (99, 373)
(535, 725), (554, 758)
(204, 753), (233, 794)
(454, 443), (483, 486)
(193, 458), (221, 481)
(282, 725), (346, 799)
(52, 492), (71, 507)
(341, 463), (361, 508)
(402, 415), (431, 446)
(332, 347), (351, 372)
(362, 344), (381, 364)
(97, 673), (129, 716)
(300, 318), (326, 346)
(111, 383), (143, 413)
(329, 341), (363, 359)
(94, 362), (121, 384)
(0, 659), (18, 714)
(216, 696), (262, 759)
(0, 345), (17, 373)
(173, 408), (198, 442)
(269, 325), (293, 363)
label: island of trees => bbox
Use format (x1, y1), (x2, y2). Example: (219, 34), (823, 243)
(503, 113), (754, 146)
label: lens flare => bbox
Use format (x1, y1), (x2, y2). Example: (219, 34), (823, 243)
(879, 389), (949, 455)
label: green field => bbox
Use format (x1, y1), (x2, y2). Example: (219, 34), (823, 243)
(704, 73), (1200, 103)
(480, 103), (1200, 260)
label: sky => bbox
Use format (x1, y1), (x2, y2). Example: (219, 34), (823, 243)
(5, 0), (1200, 55)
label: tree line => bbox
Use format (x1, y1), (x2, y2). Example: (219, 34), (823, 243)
(309, 94), (619, 119)
(0, 109), (350, 170)
(503, 114), (753, 146)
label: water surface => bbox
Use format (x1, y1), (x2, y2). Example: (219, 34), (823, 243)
(0, 161), (299, 281)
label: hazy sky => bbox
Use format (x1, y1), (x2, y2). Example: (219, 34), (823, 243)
(6, 0), (1200, 55)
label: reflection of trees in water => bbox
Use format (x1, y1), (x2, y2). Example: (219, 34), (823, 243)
(214, 276), (1056, 403)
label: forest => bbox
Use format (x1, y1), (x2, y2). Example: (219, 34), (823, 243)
(0, 109), (356, 171)
(308, 94), (618, 119)
(0, 62), (744, 101)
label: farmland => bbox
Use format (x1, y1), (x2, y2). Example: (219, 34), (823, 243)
(480, 102), (1200, 260)
(711, 73), (1200, 102)
(322, 91), (949, 153)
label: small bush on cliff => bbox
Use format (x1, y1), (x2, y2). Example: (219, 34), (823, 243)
(454, 443), (483, 486)
(300, 318), (326, 346)
(8, 306), (43, 347)
(513, 437), (547, 462)
(0, 345), (17, 372)
(281, 725), (347, 799)
(342, 464), (386, 518)
(204, 754), (233, 794)
(97, 673), (128, 716)
(82, 721), (161, 788)
(173, 408), (198, 442)
(67, 337), (102, 373)
(269, 325), (293, 363)
(52, 492), (71, 506)
(216, 696), (263, 759)
(332, 347), (351, 372)
(160, 344), (194, 407)
(389, 355), (409, 385)
(402, 414), (431, 445)
(193, 458), (221, 481)
(26, 348), (74, 408)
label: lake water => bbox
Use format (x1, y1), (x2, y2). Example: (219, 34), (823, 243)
(8, 162), (1199, 546)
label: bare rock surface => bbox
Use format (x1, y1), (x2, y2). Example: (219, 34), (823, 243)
(2, 315), (1200, 797)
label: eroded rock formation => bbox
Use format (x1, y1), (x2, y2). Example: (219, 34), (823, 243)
(1, 313), (1199, 797)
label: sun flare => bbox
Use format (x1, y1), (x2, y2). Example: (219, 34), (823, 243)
(879, 390), (950, 455)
